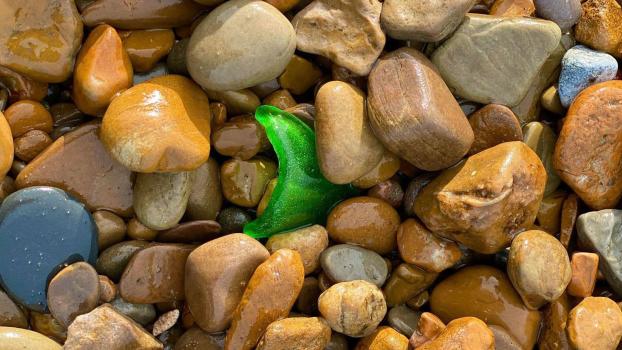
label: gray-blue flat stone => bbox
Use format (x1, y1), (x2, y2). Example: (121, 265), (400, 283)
(319, 244), (388, 287)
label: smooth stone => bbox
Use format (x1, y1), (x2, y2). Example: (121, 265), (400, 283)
(187, 0), (296, 91)
(205, 89), (260, 115)
(574, 0), (622, 58)
(120, 244), (194, 304)
(29, 311), (66, 344)
(576, 209), (622, 295)
(535, 0), (582, 32)
(110, 297), (156, 326)
(430, 266), (542, 349)
(523, 121), (561, 196)
(387, 305), (421, 337)
(256, 317), (331, 350)
(356, 326), (409, 350)
(368, 179), (404, 208)
(175, 327), (225, 350)
(292, 0), (385, 76)
(0, 0), (83, 83)
(536, 190), (566, 235)
(396, 219), (462, 273)
(381, 0), (476, 42)
(431, 14), (562, 106)
(217, 207), (252, 234)
(558, 45), (618, 107)
(81, 0), (204, 29)
(225, 249), (304, 350)
(96, 240), (149, 281)
(0, 176), (15, 202)
(47, 262), (99, 327)
(0, 187), (97, 312)
(3, 100), (53, 137)
(567, 252), (599, 298)
(0, 327), (61, 350)
(537, 293), (571, 350)
(416, 317), (494, 350)
(64, 304), (162, 349)
(16, 123), (134, 217)
(318, 280), (387, 338)
(101, 75), (211, 173)
(567, 297), (622, 350)
(467, 104), (523, 155)
(327, 196), (400, 255)
(212, 116), (269, 161)
(0, 290), (27, 328)
(156, 220), (221, 243)
(126, 218), (158, 241)
(351, 150), (400, 189)
(133, 172), (192, 230)
(553, 81), (622, 209)
(541, 85), (565, 115)
(186, 158), (223, 221)
(259, 88), (295, 110)
(367, 48), (473, 171)
(383, 264), (437, 307)
(278, 55), (323, 95)
(220, 157), (277, 208)
(121, 29), (175, 73)
(415, 141), (546, 254)
(73, 25), (133, 116)
(326, 333), (349, 350)
(0, 66), (48, 103)
(490, 0), (536, 16)
(0, 111), (13, 177)
(132, 63), (168, 85)
(166, 38), (189, 75)
(320, 244), (388, 287)
(316, 81), (384, 184)
(266, 225), (329, 275)
(98, 275), (116, 303)
(185, 234), (269, 333)
(507, 230), (572, 310)
(13, 129), (53, 162)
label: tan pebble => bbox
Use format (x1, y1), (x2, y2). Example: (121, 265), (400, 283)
(567, 297), (622, 350)
(265, 225), (328, 275)
(397, 219), (462, 273)
(415, 317), (494, 350)
(568, 252), (599, 298)
(256, 317), (331, 350)
(355, 326), (409, 350)
(153, 309), (180, 337)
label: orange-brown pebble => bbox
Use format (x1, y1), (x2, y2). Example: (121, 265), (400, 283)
(0, 66), (48, 102)
(13, 129), (52, 162)
(568, 252), (599, 298)
(225, 249), (305, 350)
(327, 196), (400, 254)
(121, 29), (175, 72)
(410, 312), (446, 348)
(127, 218), (158, 241)
(0, 112), (13, 177)
(490, 0), (536, 16)
(264, 0), (301, 12)
(567, 297), (622, 350)
(263, 89), (297, 110)
(355, 326), (409, 350)
(467, 104), (523, 155)
(415, 317), (494, 350)
(3, 100), (53, 137)
(352, 150), (401, 189)
(73, 24), (133, 116)
(397, 219), (462, 273)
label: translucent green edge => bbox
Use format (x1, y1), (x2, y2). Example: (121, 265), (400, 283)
(243, 105), (358, 239)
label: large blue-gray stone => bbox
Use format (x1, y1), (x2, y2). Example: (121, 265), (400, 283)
(0, 187), (97, 311)
(558, 45), (618, 107)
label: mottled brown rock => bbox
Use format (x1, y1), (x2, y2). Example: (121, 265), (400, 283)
(559, 192), (578, 247)
(120, 244), (194, 304)
(430, 265), (542, 349)
(13, 129), (52, 162)
(206, 89), (260, 115)
(416, 317), (494, 350)
(185, 234), (269, 333)
(98, 275), (117, 304)
(16, 124), (133, 217)
(554, 81), (622, 209)
(368, 179), (403, 208)
(352, 151), (401, 189)
(356, 326), (409, 350)
(3, 100), (53, 137)
(263, 89), (296, 110)
(82, 0), (204, 30)
(567, 297), (622, 350)
(367, 48), (473, 171)
(538, 293), (571, 350)
(47, 262), (99, 328)
(397, 219), (462, 273)
(0, 0), (83, 83)
(186, 158), (222, 221)
(212, 117), (269, 161)
(319, 280), (387, 338)
(415, 141), (546, 254)
(29, 312), (66, 344)
(292, 0), (385, 76)
(0, 66), (48, 103)
(121, 29), (174, 73)
(384, 264), (437, 307)
(94, 211), (126, 250)
(507, 230), (571, 309)
(568, 252), (599, 298)
(64, 304), (162, 349)
(574, 0), (622, 58)
(152, 309), (179, 337)
(316, 81), (384, 184)
(265, 225), (328, 275)
(225, 249), (304, 350)
(409, 312), (445, 348)
(156, 220), (221, 244)
(220, 157), (277, 208)
(133, 171), (192, 230)
(256, 317), (331, 350)
(490, 0), (536, 16)
(467, 104), (523, 155)
(327, 196), (400, 254)
(0, 290), (27, 328)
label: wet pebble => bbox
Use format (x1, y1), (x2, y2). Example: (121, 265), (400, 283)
(47, 262), (99, 327)
(320, 244), (388, 287)
(256, 317), (331, 350)
(266, 225), (328, 275)
(567, 297), (622, 350)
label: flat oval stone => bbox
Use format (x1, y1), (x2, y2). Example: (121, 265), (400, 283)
(96, 240), (149, 281)
(0, 187), (97, 312)
(16, 123), (134, 217)
(185, 234), (269, 333)
(110, 297), (156, 326)
(554, 80), (622, 209)
(187, 0), (296, 91)
(0, 111), (13, 177)
(0, 0), (83, 83)
(467, 104), (523, 155)
(315, 81), (384, 184)
(320, 244), (388, 287)
(47, 262), (99, 327)
(157, 221), (221, 243)
(430, 265), (542, 349)
(133, 172), (192, 230)
(0, 327), (61, 350)
(3, 100), (53, 137)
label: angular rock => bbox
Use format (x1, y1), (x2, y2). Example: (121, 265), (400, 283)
(574, 0), (622, 58)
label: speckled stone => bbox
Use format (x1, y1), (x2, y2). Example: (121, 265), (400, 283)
(558, 45), (618, 107)
(0, 187), (97, 312)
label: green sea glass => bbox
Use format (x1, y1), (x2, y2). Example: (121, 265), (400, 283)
(243, 105), (358, 239)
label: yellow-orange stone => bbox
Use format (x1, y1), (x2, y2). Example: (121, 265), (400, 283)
(0, 111), (13, 177)
(121, 29), (175, 73)
(73, 24), (133, 116)
(101, 75), (211, 173)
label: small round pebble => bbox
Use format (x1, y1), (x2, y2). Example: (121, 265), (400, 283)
(567, 297), (622, 350)
(47, 262), (99, 327)
(320, 244), (388, 287)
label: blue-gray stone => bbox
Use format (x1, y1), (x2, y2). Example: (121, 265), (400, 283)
(0, 187), (98, 311)
(558, 45), (618, 107)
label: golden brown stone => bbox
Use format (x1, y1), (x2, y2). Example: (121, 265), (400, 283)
(352, 150), (401, 189)
(121, 29), (175, 73)
(397, 219), (462, 273)
(265, 225), (329, 275)
(467, 104), (523, 155)
(127, 218), (158, 241)
(186, 158), (223, 221)
(220, 157), (277, 208)
(384, 263), (437, 307)
(568, 252), (599, 298)
(13, 129), (52, 162)
(94, 210), (126, 250)
(415, 317), (494, 350)
(212, 116), (269, 161)
(538, 293), (571, 350)
(567, 297), (622, 350)
(536, 190), (566, 235)
(575, 0), (622, 58)
(490, 0), (536, 16)
(263, 89), (296, 110)
(0, 66), (47, 102)
(256, 317), (331, 350)
(355, 326), (408, 350)
(278, 55), (323, 95)
(3, 100), (53, 137)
